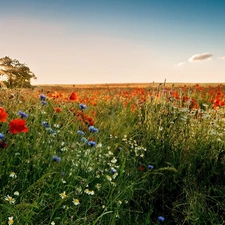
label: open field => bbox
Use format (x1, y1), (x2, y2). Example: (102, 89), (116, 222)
(1, 83), (225, 224)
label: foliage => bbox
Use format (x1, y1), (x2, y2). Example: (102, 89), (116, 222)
(0, 83), (225, 224)
(0, 56), (37, 88)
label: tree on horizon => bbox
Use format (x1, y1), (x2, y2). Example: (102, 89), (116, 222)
(0, 56), (37, 88)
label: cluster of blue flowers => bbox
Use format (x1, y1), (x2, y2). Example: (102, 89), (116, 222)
(40, 94), (47, 106)
(18, 111), (28, 119)
(42, 121), (55, 133)
(88, 126), (98, 133)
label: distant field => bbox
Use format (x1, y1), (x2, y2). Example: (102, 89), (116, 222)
(32, 82), (225, 93)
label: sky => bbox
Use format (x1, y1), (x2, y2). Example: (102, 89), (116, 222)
(0, 0), (225, 85)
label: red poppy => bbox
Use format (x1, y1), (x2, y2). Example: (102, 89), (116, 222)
(0, 107), (8, 122)
(69, 92), (77, 101)
(138, 166), (145, 171)
(9, 119), (29, 134)
(54, 107), (62, 113)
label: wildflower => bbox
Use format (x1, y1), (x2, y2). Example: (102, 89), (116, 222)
(18, 111), (28, 119)
(110, 168), (116, 174)
(96, 143), (103, 148)
(95, 183), (101, 190)
(8, 217), (14, 225)
(42, 121), (50, 128)
(14, 191), (19, 196)
(0, 107), (8, 122)
(61, 179), (66, 184)
(117, 147), (122, 151)
(81, 137), (88, 143)
(52, 155), (61, 162)
(54, 107), (62, 113)
(51, 222), (55, 225)
(111, 157), (117, 163)
(5, 195), (15, 204)
(9, 172), (17, 178)
(111, 181), (116, 186)
(106, 175), (112, 182)
(88, 126), (98, 133)
(69, 92), (77, 100)
(40, 94), (47, 101)
(41, 101), (48, 105)
(148, 165), (154, 169)
(9, 119), (28, 134)
(79, 103), (87, 110)
(117, 200), (122, 205)
(88, 141), (96, 147)
(158, 216), (165, 222)
(77, 130), (85, 135)
(72, 198), (80, 205)
(60, 191), (67, 199)
(138, 165), (144, 171)
(49, 128), (56, 134)
(0, 133), (4, 139)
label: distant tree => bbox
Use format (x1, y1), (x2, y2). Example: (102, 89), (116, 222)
(0, 56), (37, 88)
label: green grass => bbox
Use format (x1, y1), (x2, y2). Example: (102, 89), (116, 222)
(1, 84), (225, 224)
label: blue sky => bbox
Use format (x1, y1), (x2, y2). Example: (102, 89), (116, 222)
(1, 0), (225, 84)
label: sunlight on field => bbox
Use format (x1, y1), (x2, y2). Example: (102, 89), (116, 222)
(1, 83), (225, 224)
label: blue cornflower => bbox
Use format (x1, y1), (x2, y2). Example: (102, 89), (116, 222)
(52, 155), (61, 162)
(117, 147), (122, 151)
(148, 165), (154, 169)
(79, 103), (87, 110)
(0, 133), (4, 139)
(62, 172), (65, 176)
(49, 128), (56, 134)
(158, 216), (165, 222)
(88, 126), (98, 133)
(41, 101), (48, 106)
(18, 111), (28, 119)
(88, 141), (96, 147)
(40, 94), (47, 101)
(42, 121), (50, 128)
(110, 168), (116, 174)
(77, 130), (85, 135)
(81, 137), (88, 143)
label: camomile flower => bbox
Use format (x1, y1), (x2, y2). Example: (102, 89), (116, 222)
(60, 191), (67, 199)
(9, 172), (17, 178)
(5, 195), (15, 204)
(72, 199), (80, 205)
(8, 217), (14, 225)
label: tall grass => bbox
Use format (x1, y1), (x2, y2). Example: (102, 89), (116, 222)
(0, 84), (225, 224)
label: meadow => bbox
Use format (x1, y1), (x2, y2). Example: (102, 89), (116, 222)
(1, 82), (225, 225)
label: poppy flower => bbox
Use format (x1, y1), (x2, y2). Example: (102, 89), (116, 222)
(9, 119), (29, 134)
(69, 92), (77, 101)
(138, 166), (145, 171)
(0, 107), (8, 122)
(54, 107), (62, 113)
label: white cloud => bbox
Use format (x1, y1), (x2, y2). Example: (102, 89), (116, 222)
(174, 62), (186, 67)
(218, 56), (225, 60)
(188, 52), (213, 62)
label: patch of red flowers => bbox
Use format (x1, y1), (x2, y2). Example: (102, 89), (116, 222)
(9, 119), (29, 134)
(0, 107), (8, 122)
